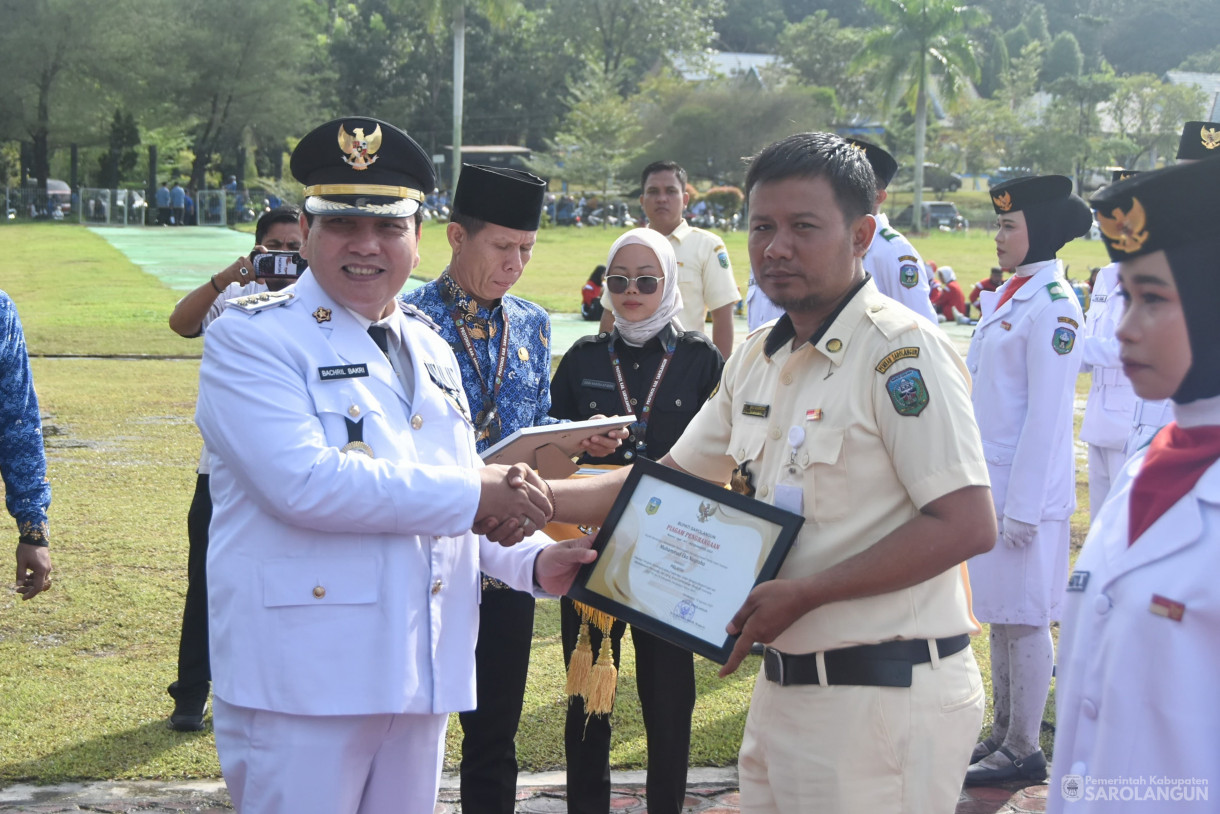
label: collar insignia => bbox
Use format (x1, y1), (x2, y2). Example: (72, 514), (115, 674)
(338, 124), (382, 170)
(992, 191), (1013, 212)
(1097, 197), (1149, 254)
(313, 306), (332, 324)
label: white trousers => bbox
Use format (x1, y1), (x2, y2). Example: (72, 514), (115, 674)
(738, 646), (984, 814)
(213, 695), (447, 814)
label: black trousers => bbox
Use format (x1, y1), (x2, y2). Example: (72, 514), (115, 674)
(560, 597), (696, 814)
(459, 585), (536, 814)
(175, 473), (211, 689)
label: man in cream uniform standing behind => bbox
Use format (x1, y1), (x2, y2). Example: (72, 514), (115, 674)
(196, 116), (594, 814)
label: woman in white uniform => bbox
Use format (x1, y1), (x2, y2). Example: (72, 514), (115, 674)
(964, 175), (1092, 784)
(1048, 157), (1220, 812)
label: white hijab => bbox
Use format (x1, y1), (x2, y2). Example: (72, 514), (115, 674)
(606, 228), (684, 346)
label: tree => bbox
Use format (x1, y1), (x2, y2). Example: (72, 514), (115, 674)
(1177, 45), (1220, 73)
(1106, 74), (1207, 168)
(853, 0), (987, 231)
(98, 110), (140, 189)
(776, 11), (878, 122)
(1033, 72), (1118, 190)
(716, 0), (787, 52)
(1042, 31), (1082, 85)
(528, 65), (645, 220)
(948, 97), (1026, 187)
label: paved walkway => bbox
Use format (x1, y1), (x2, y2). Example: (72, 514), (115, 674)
(0, 770), (1051, 812)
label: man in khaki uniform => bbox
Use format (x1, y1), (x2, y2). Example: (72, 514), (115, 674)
(554, 133), (994, 813)
(599, 161), (739, 359)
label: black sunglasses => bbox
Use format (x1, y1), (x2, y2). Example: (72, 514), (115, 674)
(605, 274), (664, 295)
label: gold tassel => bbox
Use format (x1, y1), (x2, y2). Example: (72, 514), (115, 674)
(585, 636), (618, 715)
(565, 622), (593, 698)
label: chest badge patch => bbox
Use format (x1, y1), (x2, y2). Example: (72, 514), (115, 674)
(886, 368), (930, 417)
(875, 346), (920, 374)
(1052, 326), (1077, 355)
(1149, 594), (1186, 622)
(1067, 570), (1089, 592)
(742, 403), (770, 418)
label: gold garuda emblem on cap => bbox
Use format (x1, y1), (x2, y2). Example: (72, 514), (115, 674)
(992, 191), (1013, 212)
(1097, 196), (1148, 254)
(848, 142), (867, 154)
(338, 124), (382, 170)
(1201, 126), (1220, 150)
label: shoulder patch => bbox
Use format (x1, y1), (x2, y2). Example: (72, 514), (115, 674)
(880, 227), (900, 242)
(898, 254), (919, 263)
(1045, 281), (1068, 302)
(1052, 326), (1076, 355)
(225, 290), (294, 314)
(875, 346), (920, 374)
(717, 248), (730, 269)
(899, 263), (920, 288)
(398, 300), (442, 334)
(886, 368), (930, 416)
(1058, 316), (1079, 329)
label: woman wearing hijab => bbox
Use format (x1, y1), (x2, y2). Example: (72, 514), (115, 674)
(963, 176), (1092, 785)
(1048, 155), (1220, 813)
(549, 228), (723, 814)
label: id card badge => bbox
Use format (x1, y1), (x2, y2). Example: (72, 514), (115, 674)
(773, 483), (804, 515)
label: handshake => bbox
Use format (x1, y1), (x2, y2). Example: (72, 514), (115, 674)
(473, 463), (557, 546)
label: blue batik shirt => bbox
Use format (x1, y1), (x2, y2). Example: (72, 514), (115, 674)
(402, 270), (559, 455)
(0, 291), (50, 546)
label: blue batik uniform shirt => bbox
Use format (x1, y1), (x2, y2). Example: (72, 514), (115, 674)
(0, 291), (50, 546)
(402, 270), (559, 455)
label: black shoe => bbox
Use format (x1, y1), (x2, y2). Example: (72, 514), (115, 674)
(969, 735), (1002, 765)
(167, 681), (210, 732)
(963, 746), (1048, 786)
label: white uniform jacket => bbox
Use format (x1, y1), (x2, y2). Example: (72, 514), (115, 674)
(967, 260), (1083, 524)
(1079, 263), (1172, 452)
(196, 271), (548, 718)
(1049, 441), (1220, 812)
(965, 260), (1083, 623)
(864, 213), (938, 324)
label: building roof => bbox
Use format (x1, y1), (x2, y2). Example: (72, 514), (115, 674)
(1165, 71), (1220, 120)
(672, 51), (780, 86)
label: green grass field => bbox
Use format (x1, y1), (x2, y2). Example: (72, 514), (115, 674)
(0, 221), (1096, 780)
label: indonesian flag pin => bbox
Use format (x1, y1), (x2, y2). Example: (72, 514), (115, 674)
(806, 408), (822, 422)
(1149, 594), (1186, 622)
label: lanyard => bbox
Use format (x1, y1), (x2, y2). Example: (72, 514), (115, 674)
(441, 277), (509, 440)
(607, 330), (677, 460)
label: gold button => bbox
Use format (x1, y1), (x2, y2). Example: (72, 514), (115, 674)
(431, 579), (443, 595)
(313, 585), (326, 599)
(769, 427), (781, 440)
(348, 405), (360, 418)
(869, 305), (884, 313)
(759, 485), (770, 498)
(827, 338), (843, 352)
(411, 414), (424, 430)
(781, 374), (793, 385)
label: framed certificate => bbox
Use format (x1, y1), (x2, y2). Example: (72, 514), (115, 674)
(567, 457), (802, 664)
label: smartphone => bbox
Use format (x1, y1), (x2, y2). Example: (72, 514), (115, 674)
(251, 251), (308, 280)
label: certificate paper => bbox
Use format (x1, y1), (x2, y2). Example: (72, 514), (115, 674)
(569, 458), (802, 663)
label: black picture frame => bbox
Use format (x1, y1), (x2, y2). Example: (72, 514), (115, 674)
(567, 457), (802, 664)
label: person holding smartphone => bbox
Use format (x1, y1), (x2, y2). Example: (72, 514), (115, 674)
(163, 206), (303, 731)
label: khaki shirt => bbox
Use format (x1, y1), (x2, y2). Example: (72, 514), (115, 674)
(603, 219), (739, 333)
(669, 280), (989, 653)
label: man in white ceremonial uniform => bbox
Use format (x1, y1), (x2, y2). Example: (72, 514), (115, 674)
(196, 116), (594, 814)
(848, 138), (938, 324)
(1078, 168), (1173, 518)
(1049, 155), (1220, 813)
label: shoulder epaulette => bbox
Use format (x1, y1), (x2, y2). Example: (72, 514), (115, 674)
(1045, 281), (1069, 302)
(226, 290), (294, 314)
(398, 300), (442, 334)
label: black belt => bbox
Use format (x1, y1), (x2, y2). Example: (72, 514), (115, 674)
(763, 634), (970, 688)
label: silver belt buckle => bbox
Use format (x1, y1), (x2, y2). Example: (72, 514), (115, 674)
(763, 646), (784, 685)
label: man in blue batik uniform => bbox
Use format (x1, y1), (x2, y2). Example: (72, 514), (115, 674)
(1, 291), (52, 600)
(403, 164), (620, 814)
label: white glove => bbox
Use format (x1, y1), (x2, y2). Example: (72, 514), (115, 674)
(1001, 515), (1038, 549)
